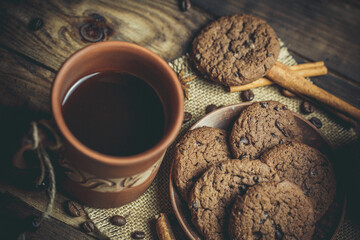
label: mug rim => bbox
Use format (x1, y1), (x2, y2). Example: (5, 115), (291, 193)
(52, 41), (184, 167)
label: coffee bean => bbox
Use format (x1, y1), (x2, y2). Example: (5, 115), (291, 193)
(260, 102), (268, 108)
(205, 104), (218, 113)
(280, 88), (296, 98)
(183, 112), (192, 123)
(241, 90), (254, 102)
(28, 18), (43, 31)
(131, 231), (145, 239)
(239, 136), (249, 145)
(110, 215), (126, 226)
(239, 184), (248, 195)
(66, 200), (82, 217)
(309, 117), (322, 128)
(81, 221), (95, 233)
(300, 101), (314, 114)
(181, 0), (191, 11)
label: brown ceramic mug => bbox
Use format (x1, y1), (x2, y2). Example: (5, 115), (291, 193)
(51, 41), (183, 208)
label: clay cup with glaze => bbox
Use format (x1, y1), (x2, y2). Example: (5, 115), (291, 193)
(52, 41), (183, 208)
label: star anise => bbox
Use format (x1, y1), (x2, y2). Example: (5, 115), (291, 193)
(177, 69), (196, 99)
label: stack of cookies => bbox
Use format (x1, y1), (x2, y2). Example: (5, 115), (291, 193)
(173, 101), (336, 240)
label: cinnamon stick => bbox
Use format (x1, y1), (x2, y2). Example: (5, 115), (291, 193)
(227, 62), (327, 93)
(155, 213), (176, 240)
(289, 61), (324, 71)
(266, 62), (360, 121)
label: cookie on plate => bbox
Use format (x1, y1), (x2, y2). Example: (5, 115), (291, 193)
(188, 159), (279, 240)
(191, 14), (280, 86)
(173, 126), (231, 201)
(229, 181), (315, 240)
(260, 142), (336, 220)
(229, 101), (302, 159)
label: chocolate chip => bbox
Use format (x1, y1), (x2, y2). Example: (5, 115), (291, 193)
(260, 102), (268, 108)
(274, 106), (279, 111)
(234, 72), (239, 77)
(282, 105), (288, 110)
(192, 201), (198, 210)
(309, 117), (322, 128)
(110, 215), (126, 226)
(183, 112), (192, 123)
(275, 120), (289, 137)
(253, 176), (259, 183)
(241, 90), (255, 102)
(81, 221), (95, 233)
(79, 23), (104, 42)
(28, 18), (43, 31)
(280, 88), (296, 98)
(239, 136), (249, 145)
(181, 0), (191, 11)
(300, 101), (314, 114)
(131, 231), (145, 239)
(206, 104), (218, 113)
(239, 184), (248, 195)
(275, 230), (283, 239)
(65, 200), (82, 217)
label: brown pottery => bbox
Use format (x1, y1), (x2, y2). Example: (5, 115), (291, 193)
(52, 41), (183, 208)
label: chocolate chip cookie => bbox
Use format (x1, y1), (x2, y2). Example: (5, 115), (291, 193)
(173, 126), (231, 201)
(229, 181), (315, 240)
(191, 14), (280, 86)
(229, 101), (302, 159)
(188, 159), (279, 240)
(260, 142), (336, 220)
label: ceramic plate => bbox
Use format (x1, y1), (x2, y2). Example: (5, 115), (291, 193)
(169, 102), (346, 240)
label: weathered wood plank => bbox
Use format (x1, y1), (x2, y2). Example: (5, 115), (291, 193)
(0, 191), (98, 240)
(0, 47), (54, 112)
(0, 0), (212, 71)
(191, 0), (360, 83)
(289, 54), (360, 109)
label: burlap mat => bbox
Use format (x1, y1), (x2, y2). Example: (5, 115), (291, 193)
(85, 42), (359, 239)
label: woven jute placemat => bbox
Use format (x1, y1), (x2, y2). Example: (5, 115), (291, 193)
(85, 42), (359, 239)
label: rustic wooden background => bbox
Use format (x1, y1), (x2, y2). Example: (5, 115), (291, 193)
(0, 0), (359, 239)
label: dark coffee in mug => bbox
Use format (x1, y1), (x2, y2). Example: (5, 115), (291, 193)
(62, 71), (165, 156)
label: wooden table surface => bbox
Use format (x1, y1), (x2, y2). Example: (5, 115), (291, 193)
(0, 0), (359, 239)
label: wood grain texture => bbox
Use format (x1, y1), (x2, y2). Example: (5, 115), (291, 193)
(0, 0), (212, 71)
(191, 0), (360, 83)
(0, 47), (54, 112)
(0, 191), (98, 240)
